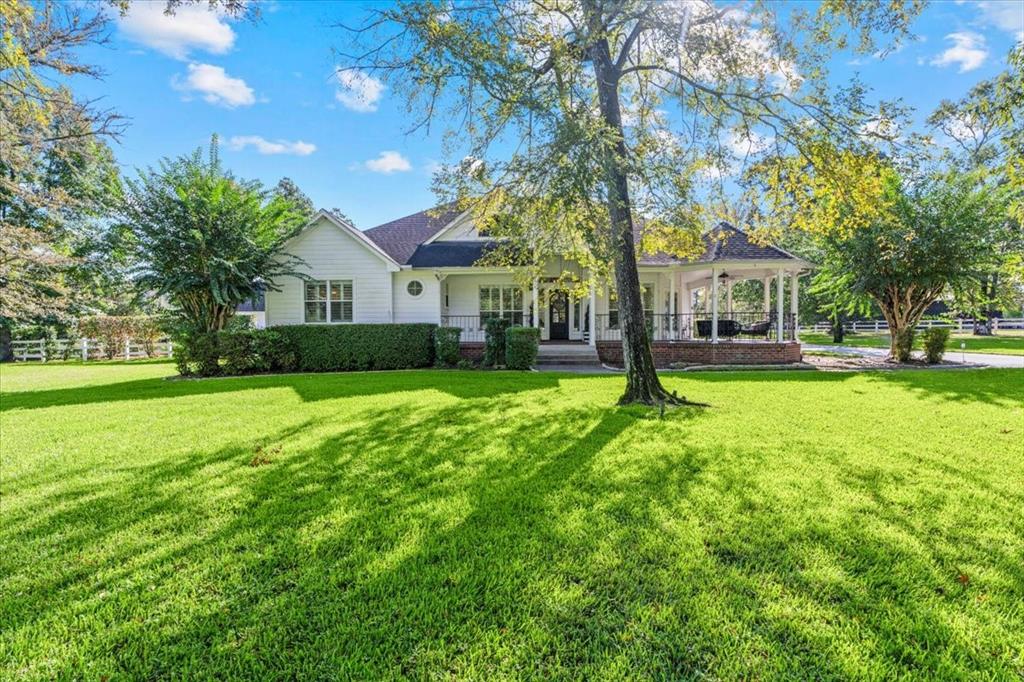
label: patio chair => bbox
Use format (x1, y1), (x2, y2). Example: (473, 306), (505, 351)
(741, 319), (772, 339)
(696, 319), (743, 340)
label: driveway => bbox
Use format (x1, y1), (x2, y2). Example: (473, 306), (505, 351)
(802, 344), (1024, 369)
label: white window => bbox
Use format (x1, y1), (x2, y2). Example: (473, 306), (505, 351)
(607, 284), (653, 329)
(479, 285), (524, 325)
(304, 280), (353, 323)
(407, 280), (424, 297)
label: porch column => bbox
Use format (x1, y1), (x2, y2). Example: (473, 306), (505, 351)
(711, 268), (719, 344)
(776, 268), (785, 342)
(726, 279), (733, 315)
(763, 276), (771, 314)
(704, 285), (711, 312)
(669, 272), (677, 340)
(532, 278), (539, 327)
(588, 282), (597, 348)
(791, 271), (800, 341)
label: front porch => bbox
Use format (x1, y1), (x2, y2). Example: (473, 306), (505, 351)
(436, 262), (806, 365)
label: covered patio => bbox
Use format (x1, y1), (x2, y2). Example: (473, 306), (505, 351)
(436, 223), (812, 365)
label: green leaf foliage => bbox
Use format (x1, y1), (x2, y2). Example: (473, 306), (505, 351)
(273, 324), (436, 373)
(505, 327), (540, 370)
(482, 318), (510, 367)
(434, 327), (462, 367)
(121, 136), (308, 333)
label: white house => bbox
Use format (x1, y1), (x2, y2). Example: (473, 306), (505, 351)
(262, 207), (813, 365)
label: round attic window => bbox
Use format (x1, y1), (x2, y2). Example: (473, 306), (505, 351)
(407, 280), (424, 297)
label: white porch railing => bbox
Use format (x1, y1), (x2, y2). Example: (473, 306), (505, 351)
(800, 318), (1024, 334)
(9, 338), (173, 362)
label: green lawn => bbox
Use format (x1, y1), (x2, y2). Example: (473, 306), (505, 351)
(2, 362), (1023, 679)
(801, 329), (1024, 356)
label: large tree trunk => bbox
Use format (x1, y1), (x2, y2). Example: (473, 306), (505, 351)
(590, 35), (684, 406)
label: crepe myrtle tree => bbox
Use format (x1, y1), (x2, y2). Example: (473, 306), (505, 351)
(812, 169), (1008, 361)
(121, 137), (307, 333)
(337, 0), (921, 405)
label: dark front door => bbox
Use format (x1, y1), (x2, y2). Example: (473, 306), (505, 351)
(549, 291), (569, 340)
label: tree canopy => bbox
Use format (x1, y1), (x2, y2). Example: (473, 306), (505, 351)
(121, 138), (308, 333)
(812, 170), (1010, 360)
(338, 0), (922, 404)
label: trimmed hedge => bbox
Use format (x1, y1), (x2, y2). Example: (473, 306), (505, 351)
(219, 328), (297, 375)
(505, 327), (540, 370)
(435, 327), (462, 366)
(483, 318), (510, 366)
(273, 323), (435, 372)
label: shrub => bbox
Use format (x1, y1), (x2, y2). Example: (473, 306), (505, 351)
(456, 358), (476, 370)
(483, 318), (510, 366)
(921, 327), (950, 364)
(505, 327), (540, 370)
(434, 326), (462, 367)
(134, 316), (165, 357)
(219, 328), (296, 375)
(175, 331), (221, 377)
(81, 316), (134, 359)
(273, 324), (435, 372)
(80, 315), (165, 359)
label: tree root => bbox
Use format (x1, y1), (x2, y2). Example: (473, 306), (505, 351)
(617, 386), (709, 409)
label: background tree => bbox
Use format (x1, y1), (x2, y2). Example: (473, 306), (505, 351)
(812, 171), (1008, 361)
(1, 2), (124, 348)
(927, 46), (1023, 327)
(273, 177), (316, 223)
(121, 137), (307, 334)
(339, 0), (921, 405)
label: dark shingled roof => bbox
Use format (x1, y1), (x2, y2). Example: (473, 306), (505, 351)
(362, 205), (463, 264)
(363, 208), (801, 268)
(407, 241), (500, 268)
(638, 222), (799, 265)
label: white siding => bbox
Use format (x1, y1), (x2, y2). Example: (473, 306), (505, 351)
(265, 217), (395, 326)
(444, 273), (523, 317)
(393, 270), (441, 323)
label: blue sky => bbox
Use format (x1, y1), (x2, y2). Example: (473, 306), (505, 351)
(76, 0), (1022, 229)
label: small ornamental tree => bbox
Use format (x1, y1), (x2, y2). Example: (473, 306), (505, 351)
(813, 171), (1006, 361)
(121, 137), (306, 334)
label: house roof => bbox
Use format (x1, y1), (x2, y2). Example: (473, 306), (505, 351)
(362, 208), (805, 268)
(407, 241), (499, 268)
(640, 222), (801, 265)
(362, 205), (463, 264)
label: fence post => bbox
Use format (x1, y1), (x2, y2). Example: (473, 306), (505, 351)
(993, 318), (1000, 332)
(167, 340), (174, 359)
(81, 338), (88, 361)
(124, 339), (131, 361)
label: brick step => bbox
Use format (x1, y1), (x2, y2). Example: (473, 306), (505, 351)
(536, 356), (602, 366)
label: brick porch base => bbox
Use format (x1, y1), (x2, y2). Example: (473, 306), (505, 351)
(458, 343), (485, 361)
(597, 340), (802, 367)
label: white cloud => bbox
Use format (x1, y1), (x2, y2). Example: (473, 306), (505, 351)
(930, 32), (989, 73)
(971, 1), (1024, 43)
(228, 136), (316, 156)
(335, 69), (385, 112)
(172, 63), (255, 107)
(118, 3), (235, 60)
(363, 151), (412, 174)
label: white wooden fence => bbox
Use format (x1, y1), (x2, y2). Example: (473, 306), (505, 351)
(9, 338), (173, 362)
(800, 318), (1024, 334)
